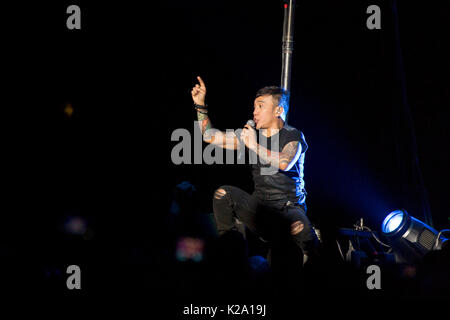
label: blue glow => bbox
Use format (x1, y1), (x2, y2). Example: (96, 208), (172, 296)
(382, 210), (405, 233)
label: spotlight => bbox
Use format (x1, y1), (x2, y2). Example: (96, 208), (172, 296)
(381, 209), (448, 263)
(382, 210), (405, 234)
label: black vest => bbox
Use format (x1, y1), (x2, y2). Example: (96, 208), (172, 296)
(251, 124), (308, 207)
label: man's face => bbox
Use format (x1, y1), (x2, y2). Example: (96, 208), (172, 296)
(253, 95), (280, 129)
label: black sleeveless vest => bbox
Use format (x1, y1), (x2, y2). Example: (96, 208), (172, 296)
(251, 124), (308, 206)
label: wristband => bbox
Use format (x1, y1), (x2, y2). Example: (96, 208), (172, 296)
(196, 108), (208, 114)
(194, 103), (208, 110)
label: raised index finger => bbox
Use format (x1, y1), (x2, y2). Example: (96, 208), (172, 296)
(197, 76), (206, 89)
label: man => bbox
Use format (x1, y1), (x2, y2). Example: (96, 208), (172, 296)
(191, 76), (319, 265)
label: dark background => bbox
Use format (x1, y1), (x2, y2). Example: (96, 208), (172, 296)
(1, 0), (449, 308)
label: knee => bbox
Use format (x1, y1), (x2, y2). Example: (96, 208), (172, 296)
(290, 221), (304, 235)
(214, 186), (229, 200)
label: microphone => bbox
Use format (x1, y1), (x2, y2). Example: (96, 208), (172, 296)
(246, 119), (255, 129)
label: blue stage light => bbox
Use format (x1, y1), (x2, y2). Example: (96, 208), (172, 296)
(381, 209), (449, 263)
(382, 210), (405, 234)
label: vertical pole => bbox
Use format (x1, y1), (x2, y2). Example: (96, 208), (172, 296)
(281, 0), (296, 123)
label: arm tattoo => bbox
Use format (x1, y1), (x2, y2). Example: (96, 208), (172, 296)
(257, 141), (299, 170)
(197, 111), (212, 135)
(256, 144), (282, 167)
(196, 110), (237, 148)
(197, 111), (223, 145)
(280, 141), (299, 167)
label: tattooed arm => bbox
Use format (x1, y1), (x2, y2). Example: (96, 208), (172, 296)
(240, 124), (302, 171)
(196, 111), (239, 149)
(191, 76), (239, 150)
(256, 141), (301, 171)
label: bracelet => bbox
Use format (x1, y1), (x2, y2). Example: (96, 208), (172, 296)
(194, 103), (208, 110)
(196, 108), (208, 114)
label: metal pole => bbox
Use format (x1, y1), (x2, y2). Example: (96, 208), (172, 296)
(281, 0), (296, 122)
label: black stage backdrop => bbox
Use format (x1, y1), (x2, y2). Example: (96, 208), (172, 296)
(1, 0), (449, 310)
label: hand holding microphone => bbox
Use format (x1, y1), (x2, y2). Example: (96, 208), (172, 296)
(241, 119), (258, 151)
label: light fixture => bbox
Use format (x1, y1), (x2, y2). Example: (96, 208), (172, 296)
(382, 210), (405, 234)
(381, 209), (448, 263)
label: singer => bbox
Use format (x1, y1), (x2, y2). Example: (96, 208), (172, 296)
(191, 76), (319, 268)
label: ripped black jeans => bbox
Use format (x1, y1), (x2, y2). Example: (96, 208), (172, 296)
(213, 185), (319, 258)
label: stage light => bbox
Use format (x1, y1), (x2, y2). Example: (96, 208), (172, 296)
(381, 209), (449, 263)
(382, 210), (405, 234)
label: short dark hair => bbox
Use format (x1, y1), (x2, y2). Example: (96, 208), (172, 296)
(255, 86), (286, 108)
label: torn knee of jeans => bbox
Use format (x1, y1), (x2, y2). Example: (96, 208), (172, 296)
(214, 188), (227, 200)
(291, 221), (304, 235)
